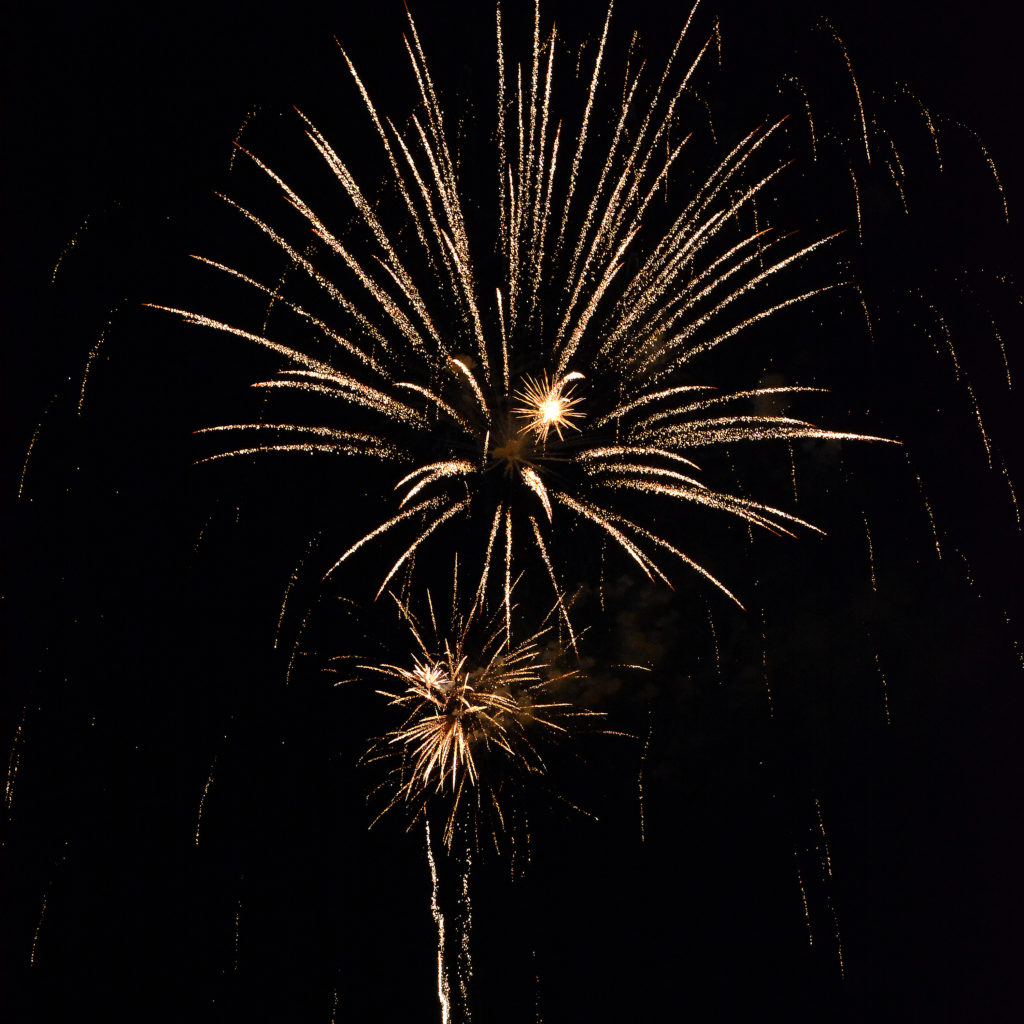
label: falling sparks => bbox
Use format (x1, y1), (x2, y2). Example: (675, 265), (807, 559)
(795, 859), (814, 946)
(759, 607), (774, 718)
(638, 713), (652, 843)
(30, 893), (47, 966)
(195, 756), (217, 846)
(78, 322), (111, 415)
(6, 707), (27, 810)
(869, 636), (892, 726)
(910, 463), (942, 560)
(822, 19), (870, 165)
(862, 512), (877, 592)
(17, 394), (58, 500)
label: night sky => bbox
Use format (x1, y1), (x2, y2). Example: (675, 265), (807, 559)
(4, 2), (1023, 1021)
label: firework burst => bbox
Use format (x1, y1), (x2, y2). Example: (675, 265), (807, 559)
(153, 1), (891, 635)
(359, 576), (587, 849)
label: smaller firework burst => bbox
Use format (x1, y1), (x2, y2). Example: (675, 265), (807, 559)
(361, 577), (588, 849)
(512, 371), (586, 444)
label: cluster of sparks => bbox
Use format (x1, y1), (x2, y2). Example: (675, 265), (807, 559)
(154, 0), (889, 648)
(361, 583), (584, 848)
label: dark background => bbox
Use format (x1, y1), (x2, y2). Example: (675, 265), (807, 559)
(4, 1), (1023, 1021)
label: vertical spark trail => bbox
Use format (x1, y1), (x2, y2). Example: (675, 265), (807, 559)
(6, 707), (27, 810)
(846, 159), (863, 238)
(79, 321), (112, 415)
(855, 286), (876, 344)
(426, 822), (451, 1024)
(638, 713), (652, 843)
(909, 460), (942, 559)
(17, 394), (58, 500)
(964, 380), (993, 467)
(457, 847), (473, 1022)
(815, 798), (845, 977)
(999, 456), (1021, 530)
(234, 898), (241, 971)
(705, 604), (721, 680)
(759, 608), (774, 717)
(795, 858), (814, 945)
(30, 894), (47, 966)
(991, 321), (1013, 390)
(195, 756), (217, 846)
(862, 512), (877, 592)
(869, 638), (892, 726)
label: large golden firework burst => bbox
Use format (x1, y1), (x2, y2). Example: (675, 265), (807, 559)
(155, 1), (892, 637)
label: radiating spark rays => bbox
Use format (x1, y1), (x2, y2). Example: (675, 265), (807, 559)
(161, 1), (888, 637)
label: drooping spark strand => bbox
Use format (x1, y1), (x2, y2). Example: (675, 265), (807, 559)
(991, 320), (1013, 390)
(795, 858), (814, 946)
(705, 604), (721, 680)
(30, 893), (48, 966)
(823, 19), (870, 164)
(234, 898), (241, 971)
(18, 394), (58, 501)
(79, 318), (114, 414)
(814, 798), (845, 977)
(862, 512), (877, 592)
(6, 707), (27, 811)
(638, 714), (652, 843)
(52, 213), (92, 282)
(909, 464), (942, 559)
(195, 756), (217, 845)
(855, 285), (876, 344)
(965, 380), (993, 467)
(276, 531), (322, 649)
(940, 115), (1009, 223)
(872, 645), (892, 726)
(782, 74), (817, 160)
(760, 607), (774, 717)
(999, 456), (1021, 530)
(847, 159), (863, 238)
(898, 84), (942, 170)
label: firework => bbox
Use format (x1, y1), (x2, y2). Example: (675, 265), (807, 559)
(359, 573), (587, 850)
(152, 1), (891, 630)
